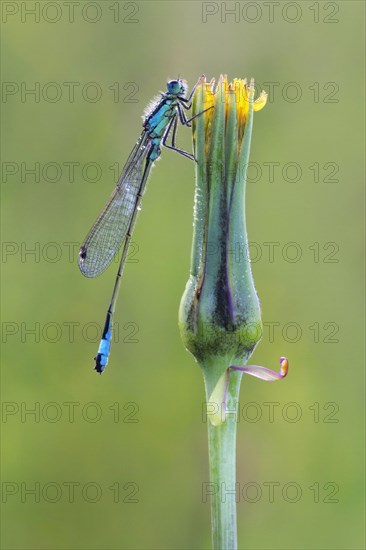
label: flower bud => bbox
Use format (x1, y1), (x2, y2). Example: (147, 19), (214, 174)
(179, 76), (267, 373)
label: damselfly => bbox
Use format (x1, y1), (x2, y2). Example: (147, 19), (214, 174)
(79, 76), (206, 373)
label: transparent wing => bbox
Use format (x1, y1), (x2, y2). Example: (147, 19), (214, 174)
(79, 132), (151, 278)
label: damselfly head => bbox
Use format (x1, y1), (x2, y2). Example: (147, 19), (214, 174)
(167, 79), (186, 97)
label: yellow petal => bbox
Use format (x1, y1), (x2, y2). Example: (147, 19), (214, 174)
(254, 90), (268, 112)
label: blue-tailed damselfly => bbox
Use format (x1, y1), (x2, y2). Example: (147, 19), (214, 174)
(79, 76), (206, 373)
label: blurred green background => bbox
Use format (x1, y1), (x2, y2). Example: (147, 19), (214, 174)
(1, 1), (364, 548)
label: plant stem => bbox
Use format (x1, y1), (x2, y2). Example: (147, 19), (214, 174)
(204, 366), (243, 550)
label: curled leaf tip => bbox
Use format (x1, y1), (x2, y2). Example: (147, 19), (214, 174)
(230, 356), (289, 382)
(207, 357), (289, 426)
